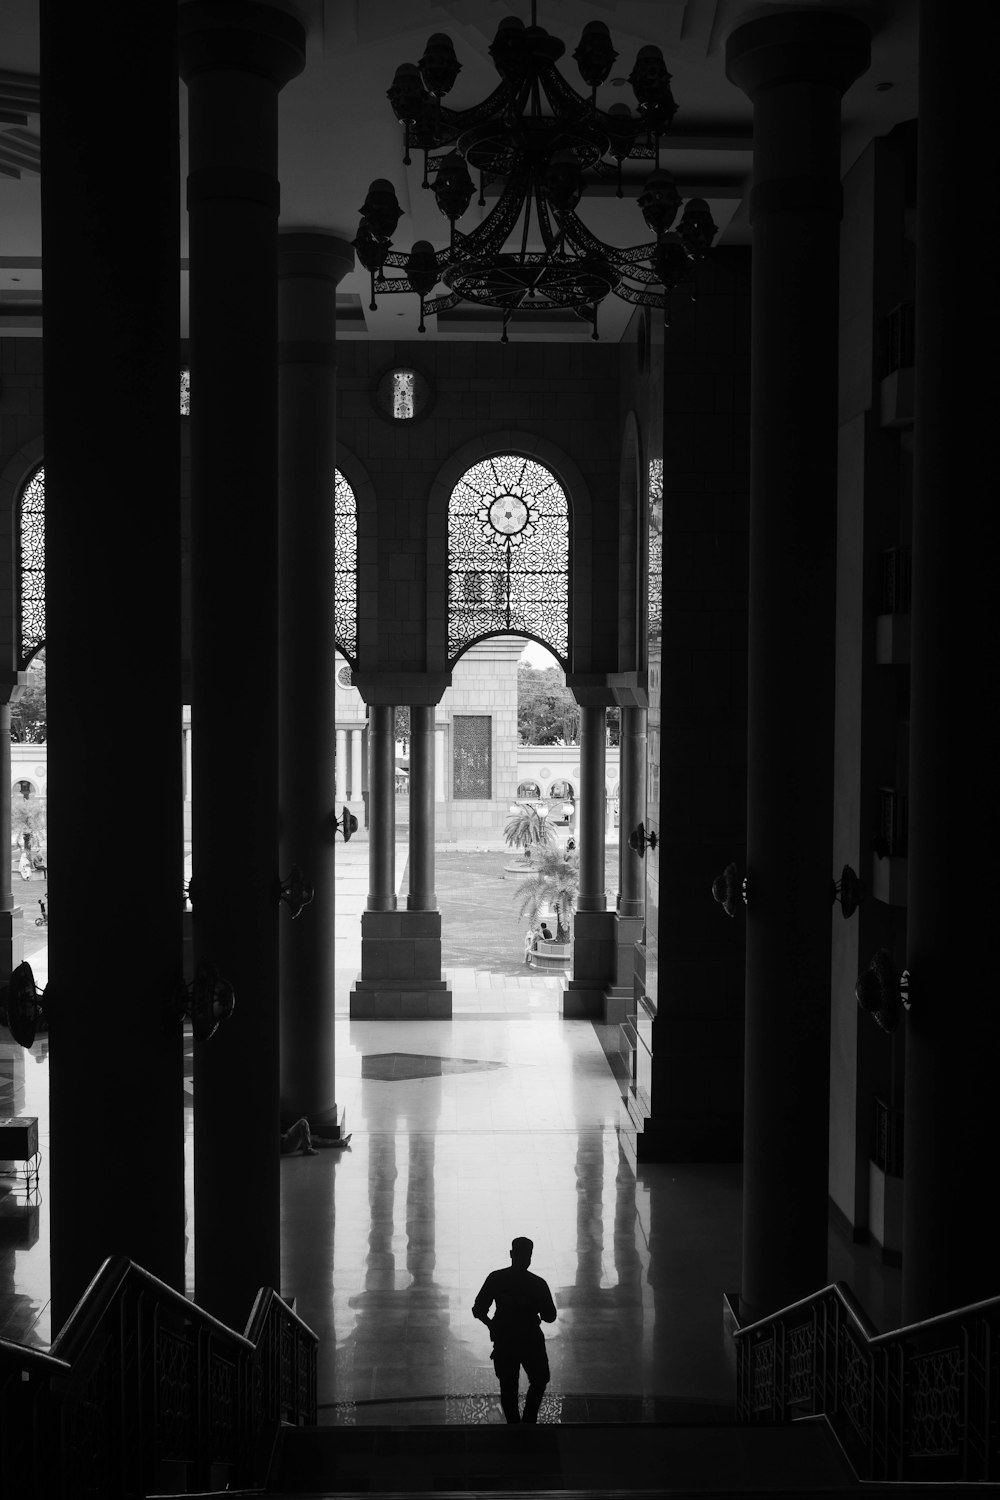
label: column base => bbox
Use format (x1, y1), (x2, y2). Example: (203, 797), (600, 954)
(350, 908), (452, 1018)
(562, 910), (615, 1018)
(1, 907), (25, 981)
(603, 913), (644, 1022)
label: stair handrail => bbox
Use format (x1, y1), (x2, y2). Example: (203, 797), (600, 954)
(732, 1279), (999, 1484)
(0, 1252), (318, 1498)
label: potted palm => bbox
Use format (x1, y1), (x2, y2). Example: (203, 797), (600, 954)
(514, 842), (579, 970)
(503, 800), (554, 873)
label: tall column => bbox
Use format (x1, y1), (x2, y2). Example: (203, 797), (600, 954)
(278, 232), (354, 1129)
(179, 1), (305, 1328)
(366, 706), (396, 911)
(565, 693), (615, 1019)
(351, 681), (451, 1019)
(902, 0), (999, 1323)
(336, 729), (347, 802)
(604, 700), (646, 1023)
(407, 706), (436, 910)
(726, 11), (869, 1318)
(0, 685), (26, 980)
(42, 0), (184, 1325)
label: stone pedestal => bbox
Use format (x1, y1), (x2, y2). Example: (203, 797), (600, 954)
(603, 913), (645, 1023)
(350, 910), (451, 1018)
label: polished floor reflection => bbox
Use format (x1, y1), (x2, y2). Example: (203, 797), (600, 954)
(3, 956), (899, 1427)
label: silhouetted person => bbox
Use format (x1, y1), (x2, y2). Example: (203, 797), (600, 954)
(473, 1236), (557, 1423)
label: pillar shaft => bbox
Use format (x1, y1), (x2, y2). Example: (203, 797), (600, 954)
(407, 706), (436, 910)
(367, 706), (396, 910)
(0, 690), (25, 980)
(42, 0), (184, 1325)
(336, 729), (347, 802)
(726, 10), (870, 1318)
(577, 705), (607, 913)
(278, 233), (353, 1125)
(180, 1), (305, 1327)
(618, 705), (646, 917)
(351, 729), (363, 802)
(901, 0), (999, 1323)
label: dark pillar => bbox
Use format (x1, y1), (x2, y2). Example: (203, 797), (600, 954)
(350, 688), (451, 1018)
(604, 699), (646, 1023)
(902, 0), (1000, 1323)
(42, 1), (184, 1325)
(179, 0), (305, 1327)
(0, 686), (26, 980)
(277, 232), (354, 1130)
(564, 693), (615, 1019)
(407, 706), (436, 911)
(726, 11), (870, 1317)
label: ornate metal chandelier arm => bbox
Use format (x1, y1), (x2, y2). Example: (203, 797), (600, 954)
(535, 191), (566, 257)
(615, 281), (666, 308)
(537, 61), (596, 124)
(557, 208), (658, 267)
(450, 168), (532, 263)
(424, 290), (461, 316)
(438, 78), (519, 134)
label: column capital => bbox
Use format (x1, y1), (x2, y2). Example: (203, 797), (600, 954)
(178, 1), (306, 90)
(278, 232), (356, 287)
(725, 10), (869, 100)
(0, 671), (29, 707)
(354, 671), (452, 707)
(566, 674), (615, 708)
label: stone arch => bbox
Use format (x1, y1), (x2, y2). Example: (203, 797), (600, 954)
(1, 436), (45, 673)
(335, 444), (377, 670)
(619, 410), (644, 673)
(426, 430), (594, 674)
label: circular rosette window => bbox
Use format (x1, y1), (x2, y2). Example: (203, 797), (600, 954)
(479, 486), (536, 546)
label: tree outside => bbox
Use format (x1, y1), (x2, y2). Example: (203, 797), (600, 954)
(517, 662), (620, 745)
(10, 649), (46, 743)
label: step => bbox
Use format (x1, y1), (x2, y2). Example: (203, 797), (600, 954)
(269, 1417), (857, 1495)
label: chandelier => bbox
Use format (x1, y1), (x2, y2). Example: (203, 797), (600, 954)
(352, 7), (717, 340)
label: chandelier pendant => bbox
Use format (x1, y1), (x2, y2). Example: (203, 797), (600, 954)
(353, 7), (717, 338)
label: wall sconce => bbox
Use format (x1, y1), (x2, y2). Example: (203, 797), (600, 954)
(0, 961), (46, 1049)
(831, 864), (866, 918)
(712, 861), (748, 916)
(277, 865), (315, 920)
(628, 822), (658, 856)
(855, 948), (910, 1033)
(333, 805), (359, 842)
(179, 959), (236, 1043)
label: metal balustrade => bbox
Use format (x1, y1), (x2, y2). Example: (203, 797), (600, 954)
(0, 1253), (317, 1499)
(735, 1282), (999, 1483)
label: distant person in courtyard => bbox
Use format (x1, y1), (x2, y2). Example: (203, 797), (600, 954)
(539, 922), (553, 942)
(473, 1236), (557, 1424)
(18, 850), (32, 881)
(280, 1115), (352, 1155)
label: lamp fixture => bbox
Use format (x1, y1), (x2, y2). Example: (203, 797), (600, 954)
(628, 822), (657, 856)
(354, 6), (717, 341)
(855, 949), (911, 1033)
(712, 861), (745, 917)
(277, 865), (315, 920)
(831, 864), (866, 918)
(179, 960), (236, 1043)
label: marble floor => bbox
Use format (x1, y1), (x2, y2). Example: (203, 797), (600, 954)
(2, 841), (900, 1426)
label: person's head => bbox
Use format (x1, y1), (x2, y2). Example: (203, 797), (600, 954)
(510, 1236), (533, 1270)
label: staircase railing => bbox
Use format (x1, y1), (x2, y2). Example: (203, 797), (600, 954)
(734, 1281), (999, 1483)
(0, 1253), (317, 1498)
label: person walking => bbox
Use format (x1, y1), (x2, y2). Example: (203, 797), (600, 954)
(472, 1236), (557, 1424)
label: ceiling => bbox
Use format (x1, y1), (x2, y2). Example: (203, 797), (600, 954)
(0, 0), (918, 344)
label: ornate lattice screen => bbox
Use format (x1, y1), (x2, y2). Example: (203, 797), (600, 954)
(335, 468), (357, 662)
(452, 715), (492, 799)
(448, 453), (569, 664)
(647, 457), (663, 648)
(18, 464), (45, 668)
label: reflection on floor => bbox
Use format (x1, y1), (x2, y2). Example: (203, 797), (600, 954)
(3, 964), (900, 1427)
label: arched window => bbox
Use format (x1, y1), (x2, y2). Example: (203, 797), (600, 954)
(517, 780), (542, 799)
(448, 453), (569, 665)
(334, 467), (357, 663)
(18, 463), (45, 668)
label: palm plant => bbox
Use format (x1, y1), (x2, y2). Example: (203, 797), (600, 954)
(513, 841), (579, 944)
(503, 800), (555, 862)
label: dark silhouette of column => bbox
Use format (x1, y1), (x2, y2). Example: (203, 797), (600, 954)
(726, 10), (870, 1317)
(179, 0), (305, 1327)
(42, 0), (184, 1324)
(0, 686), (25, 979)
(407, 706), (436, 911)
(565, 694), (615, 1018)
(604, 701), (646, 1022)
(902, 0), (1000, 1323)
(278, 232), (354, 1130)
(367, 706), (396, 912)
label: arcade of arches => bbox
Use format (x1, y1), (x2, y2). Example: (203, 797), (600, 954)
(1, 2), (996, 1386)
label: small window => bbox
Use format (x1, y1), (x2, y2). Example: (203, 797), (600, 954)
(374, 365), (431, 422)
